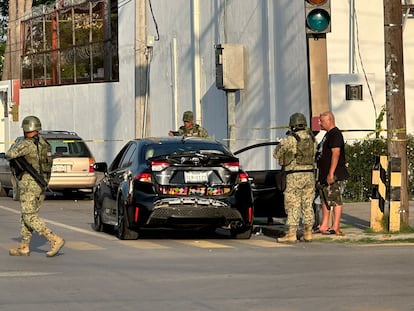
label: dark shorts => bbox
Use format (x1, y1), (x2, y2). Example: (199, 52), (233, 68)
(319, 180), (345, 208)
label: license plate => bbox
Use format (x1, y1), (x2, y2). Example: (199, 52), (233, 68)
(53, 164), (67, 173)
(184, 171), (208, 183)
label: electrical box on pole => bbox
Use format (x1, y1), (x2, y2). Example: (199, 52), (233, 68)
(215, 44), (245, 152)
(215, 44), (245, 91)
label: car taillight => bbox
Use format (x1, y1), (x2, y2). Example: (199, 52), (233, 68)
(247, 207), (253, 223)
(89, 158), (95, 173)
(151, 161), (169, 171)
(134, 207), (139, 223)
(134, 173), (152, 182)
(238, 172), (249, 183)
(223, 161), (240, 172)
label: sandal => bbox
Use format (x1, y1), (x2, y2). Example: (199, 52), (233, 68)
(321, 228), (336, 235)
(321, 229), (345, 236)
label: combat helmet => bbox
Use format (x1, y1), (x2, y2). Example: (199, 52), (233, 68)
(289, 113), (307, 130)
(182, 111), (194, 122)
(21, 116), (42, 132)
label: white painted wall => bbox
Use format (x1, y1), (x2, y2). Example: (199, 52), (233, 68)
(147, 0), (309, 170)
(2, 0), (413, 170)
(327, 1), (414, 142)
(14, 0), (137, 163)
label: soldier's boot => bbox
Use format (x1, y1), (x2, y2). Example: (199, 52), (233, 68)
(43, 230), (65, 257)
(9, 241), (30, 256)
(303, 225), (313, 242)
(277, 226), (298, 243)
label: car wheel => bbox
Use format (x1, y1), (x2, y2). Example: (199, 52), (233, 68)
(0, 186), (8, 197)
(93, 203), (103, 232)
(231, 225), (253, 239)
(84, 188), (94, 200)
(12, 178), (20, 201)
(116, 200), (139, 240)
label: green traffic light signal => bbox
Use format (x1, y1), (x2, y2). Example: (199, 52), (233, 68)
(306, 9), (330, 32)
(305, 0), (331, 34)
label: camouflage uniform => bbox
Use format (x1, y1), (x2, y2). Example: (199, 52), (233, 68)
(178, 124), (209, 138)
(273, 130), (316, 227)
(6, 136), (53, 243)
(177, 111), (209, 138)
(7, 116), (64, 257)
(273, 114), (317, 243)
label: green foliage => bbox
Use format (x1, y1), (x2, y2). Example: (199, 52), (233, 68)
(344, 134), (414, 202)
(0, 1), (8, 17)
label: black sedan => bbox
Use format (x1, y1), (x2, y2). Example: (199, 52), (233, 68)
(93, 137), (254, 239)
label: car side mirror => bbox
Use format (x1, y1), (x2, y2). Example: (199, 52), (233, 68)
(93, 162), (108, 172)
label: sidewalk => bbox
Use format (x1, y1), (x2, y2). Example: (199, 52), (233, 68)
(255, 201), (414, 242)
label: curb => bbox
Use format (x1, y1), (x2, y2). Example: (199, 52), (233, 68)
(254, 224), (414, 243)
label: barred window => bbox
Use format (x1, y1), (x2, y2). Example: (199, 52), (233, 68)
(21, 0), (119, 88)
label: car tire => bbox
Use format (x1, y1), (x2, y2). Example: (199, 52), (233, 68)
(231, 225), (253, 239)
(12, 178), (20, 201)
(93, 203), (103, 232)
(0, 186), (7, 197)
(84, 188), (94, 200)
(116, 200), (139, 240)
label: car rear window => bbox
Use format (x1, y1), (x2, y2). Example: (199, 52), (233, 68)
(47, 139), (92, 158)
(144, 142), (231, 160)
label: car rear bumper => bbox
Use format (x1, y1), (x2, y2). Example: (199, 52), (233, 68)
(144, 198), (245, 226)
(48, 175), (97, 190)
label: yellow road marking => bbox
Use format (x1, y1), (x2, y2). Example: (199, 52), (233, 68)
(119, 241), (170, 249)
(65, 241), (105, 250)
(177, 240), (234, 249)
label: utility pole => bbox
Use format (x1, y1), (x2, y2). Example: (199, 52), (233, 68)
(383, 0), (409, 226)
(135, 0), (149, 138)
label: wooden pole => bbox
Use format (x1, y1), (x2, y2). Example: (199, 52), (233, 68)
(383, 0), (409, 226)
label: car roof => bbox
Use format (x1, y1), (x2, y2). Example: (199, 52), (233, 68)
(137, 136), (216, 144)
(39, 130), (82, 140)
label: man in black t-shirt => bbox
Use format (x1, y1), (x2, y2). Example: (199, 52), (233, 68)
(316, 111), (349, 236)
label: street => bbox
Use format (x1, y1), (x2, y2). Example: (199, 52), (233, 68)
(1, 196), (414, 311)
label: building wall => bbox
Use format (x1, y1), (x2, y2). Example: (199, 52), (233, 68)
(327, 1), (414, 142)
(3, 0), (414, 170)
(13, 0), (137, 163)
(147, 0), (309, 170)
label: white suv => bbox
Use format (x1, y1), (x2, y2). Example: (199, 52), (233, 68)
(0, 130), (97, 200)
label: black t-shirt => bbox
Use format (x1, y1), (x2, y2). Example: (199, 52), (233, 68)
(317, 127), (349, 184)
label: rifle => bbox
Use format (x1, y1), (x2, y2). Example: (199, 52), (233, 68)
(9, 156), (50, 191)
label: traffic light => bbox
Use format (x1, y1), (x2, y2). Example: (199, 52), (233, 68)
(305, 0), (331, 34)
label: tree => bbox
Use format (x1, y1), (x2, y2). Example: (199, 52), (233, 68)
(0, 1), (8, 78)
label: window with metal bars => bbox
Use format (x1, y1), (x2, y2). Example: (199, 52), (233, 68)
(20, 0), (118, 88)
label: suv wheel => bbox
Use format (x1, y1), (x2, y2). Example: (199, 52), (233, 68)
(12, 177), (20, 201)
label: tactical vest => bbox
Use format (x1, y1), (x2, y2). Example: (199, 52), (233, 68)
(36, 136), (53, 182)
(180, 124), (202, 137)
(289, 130), (315, 165)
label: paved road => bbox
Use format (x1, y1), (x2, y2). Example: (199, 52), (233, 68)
(1, 197), (414, 311)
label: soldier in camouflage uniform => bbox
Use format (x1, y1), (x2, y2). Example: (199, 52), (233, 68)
(7, 116), (65, 257)
(168, 111), (209, 138)
(273, 113), (317, 243)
